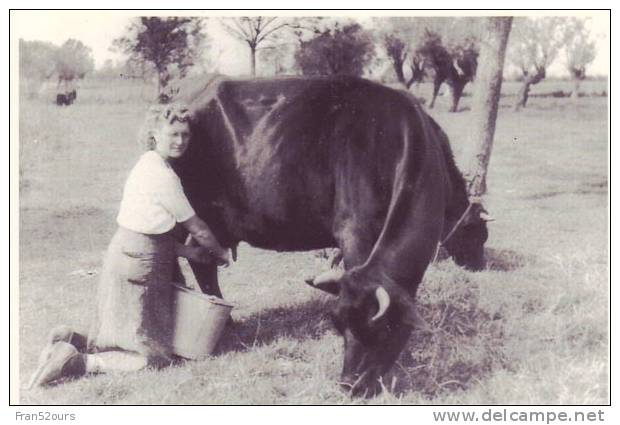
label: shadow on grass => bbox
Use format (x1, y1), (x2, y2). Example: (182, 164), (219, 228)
(215, 276), (507, 400)
(521, 180), (607, 201)
(433, 247), (528, 272)
(215, 297), (336, 355)
(388, 294), (506, 398)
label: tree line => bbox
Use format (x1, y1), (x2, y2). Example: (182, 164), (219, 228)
(20, 38), (94, 88)
(19, 16), (600, 110)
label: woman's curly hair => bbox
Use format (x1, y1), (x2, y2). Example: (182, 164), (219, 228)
(139, 103), (191, 151)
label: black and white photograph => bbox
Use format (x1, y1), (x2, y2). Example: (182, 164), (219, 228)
(10, 9), (610, 406)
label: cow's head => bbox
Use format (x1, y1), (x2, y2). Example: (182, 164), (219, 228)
(443, 203), (491, 271)
(306, 269), (416, 397)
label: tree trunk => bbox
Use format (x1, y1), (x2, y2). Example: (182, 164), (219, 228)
(515, 69), (545, 111)
(514, 80), (531, 111)
(429, 77), (443, 109)
(449, 79), (467, 112)
(571, 78), (581, 99)
(250, 46), (257, 77)
(392, 59), (406, 87)
(463, 17), (513, 198)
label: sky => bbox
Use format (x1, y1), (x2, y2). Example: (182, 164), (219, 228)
(12, 11), (610, 78)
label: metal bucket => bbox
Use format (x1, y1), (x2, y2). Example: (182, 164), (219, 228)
(171, 283), (234, 360)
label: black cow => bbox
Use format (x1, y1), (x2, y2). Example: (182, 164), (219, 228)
(67, 89), (77, 104)
(56, 93), (68, 106)
(172, 75), (489, 397)
(55, 90), (76, 106)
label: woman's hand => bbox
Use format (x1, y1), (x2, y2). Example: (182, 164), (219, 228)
(181, 215), (231, 267)
(177, 244), (212, 264)
(176, 239), (230, 267)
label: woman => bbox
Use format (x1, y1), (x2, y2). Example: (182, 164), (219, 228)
(28, 103), (229, 388)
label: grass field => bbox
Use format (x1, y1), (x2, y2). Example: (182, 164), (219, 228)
(17, 78), (609, 405)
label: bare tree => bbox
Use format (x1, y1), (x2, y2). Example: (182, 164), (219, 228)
(509, 17), (566, 110)
(563, 17), (597, 99)
(220, 17), (310, 77)
(463, 17), (513, 198)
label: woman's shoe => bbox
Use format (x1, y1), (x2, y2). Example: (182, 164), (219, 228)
(46, 325), (88, 351)
(27, 342), (86, 389)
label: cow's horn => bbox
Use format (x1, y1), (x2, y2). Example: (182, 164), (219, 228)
(480, 211), (495, 222)
(371, 286), (391, 322)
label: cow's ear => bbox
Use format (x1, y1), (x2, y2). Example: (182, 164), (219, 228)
(305, 269), (344, 295)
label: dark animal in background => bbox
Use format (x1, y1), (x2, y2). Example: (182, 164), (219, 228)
(172, 75), (490, 397)
(55, 90), (77, 106)
(67, 90), (77, 104)
(56, 93), (68, 106)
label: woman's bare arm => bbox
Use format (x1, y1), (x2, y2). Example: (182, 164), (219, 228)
(180, 215), (230, 266)
(175, 241), (213, 264)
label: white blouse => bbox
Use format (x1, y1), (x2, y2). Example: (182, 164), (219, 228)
(117, 151), (196, 234)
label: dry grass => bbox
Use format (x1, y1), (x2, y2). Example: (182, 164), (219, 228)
(17, 78), (608, 405)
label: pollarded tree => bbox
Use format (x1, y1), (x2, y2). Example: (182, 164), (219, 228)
(376, 17), (433, 89)
(509, 17), (566, 110)
(294, 23), (375, 77)
(383, 33), (425, 89)
(416, 29), (479, 112)
(384, 17), (482, 112)
(563, 17), (597, 99)
(113, 17), (205, 102)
